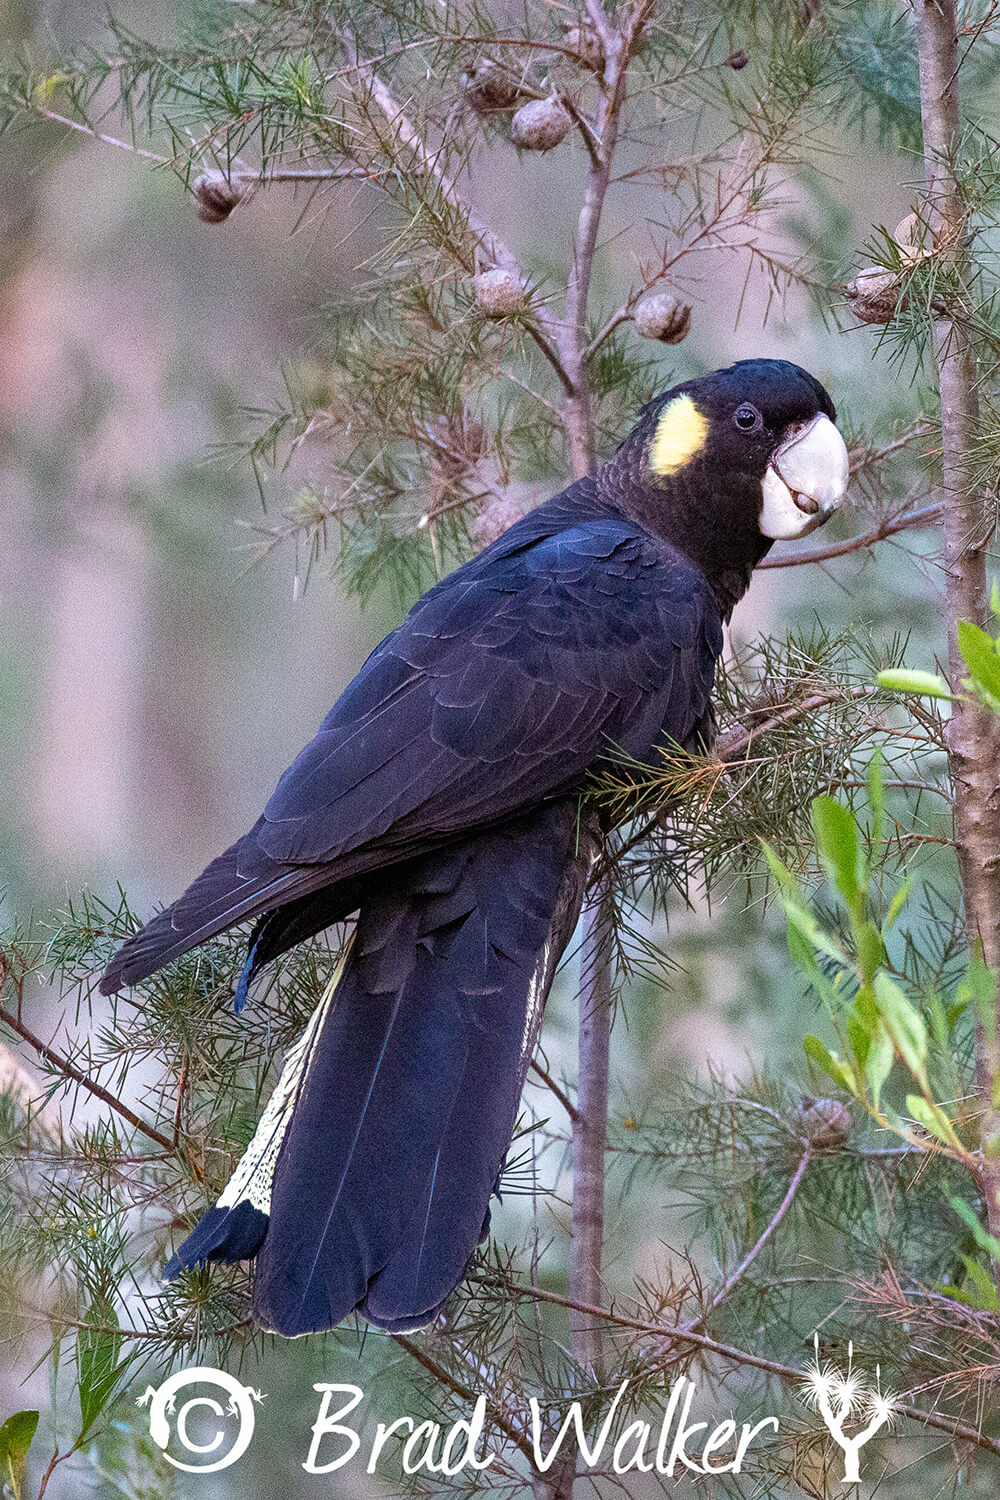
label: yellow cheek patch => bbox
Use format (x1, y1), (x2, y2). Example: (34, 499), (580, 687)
(649, 394), (709, 477)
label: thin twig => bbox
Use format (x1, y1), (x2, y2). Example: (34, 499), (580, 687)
(506, 1283), (1000, 1457)
(683, 1147), (811, 1328)
(393, 1335), (535, 1462)
(0, 998), (174, 1152)
(759, 502), (943, 570)
(529, 1058), (580, 1124)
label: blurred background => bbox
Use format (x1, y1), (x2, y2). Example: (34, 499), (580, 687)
(0, 1), (950, 1494)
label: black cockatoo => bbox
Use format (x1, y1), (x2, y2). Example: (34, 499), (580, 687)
(101, 358), (849, 1337)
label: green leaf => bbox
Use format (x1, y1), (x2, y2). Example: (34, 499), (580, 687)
(803, 1034), (858, 1095)
(885, 877), (911, 930)
(866, 1023), (895, 1110)
(955, 949), (999, 1050)
(77, 1301), (124, 1437)
(905, 1092), (960, 1149)
(847, 984), (878, 1071)
(855, 920), (885, 985)
(786, 924), (841, 1008)
(950, 1194), (1000, 1262)
(927, 991), (950, 1049)
(935, 1266), (1000, 1312)
(867, 748), (885, 847)
(811, 795), (864, 910)
(876, 667), (953, 699)
(956, 1254), (1000, 1311)
(761, 841), (799, 894)
(763, 845), (848, 961)
(958, 620), (1000, 712)
(0, 1411), (39, 1500)
(874, 972), (928, 1082)
(782, 900), (848, 965)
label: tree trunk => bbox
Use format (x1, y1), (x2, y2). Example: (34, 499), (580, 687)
(914, 0), (1000, 1254)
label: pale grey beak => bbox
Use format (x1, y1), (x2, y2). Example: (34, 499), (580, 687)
(759, 413), (850, 540)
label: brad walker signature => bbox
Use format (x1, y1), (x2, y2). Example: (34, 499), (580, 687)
(137, 1369), (779, 1478)
(304, 1379), (778, 1478)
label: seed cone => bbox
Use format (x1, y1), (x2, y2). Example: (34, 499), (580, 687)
(845, 266), (900, 325)
(464, 59), (522, 114)
(634, 293), (692, 344)
(510, 97), (571, 152)
(473, 267), (525, 318)
(794, 1095), (852, 1150)
(193, 169), (246, 224)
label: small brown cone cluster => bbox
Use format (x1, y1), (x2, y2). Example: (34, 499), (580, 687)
(193, 169), (246, 224)
(473, 267), (525, 318)
(794, 1095), (852, 1150)
(510, 96), (571, 152)
(634, 292), (692, 344)
(463, 59), (523, 115)
(473, 496), (523, 549)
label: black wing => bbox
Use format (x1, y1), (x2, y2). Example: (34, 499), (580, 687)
(101, 514), (721, 993)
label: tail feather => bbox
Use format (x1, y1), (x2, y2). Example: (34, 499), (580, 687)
(164, 802), (595, 1335)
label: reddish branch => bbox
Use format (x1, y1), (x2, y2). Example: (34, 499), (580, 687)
(759, 500), (942, 570)
(394, 1335), (535, 1464)
(0, 1001), (174, 1152)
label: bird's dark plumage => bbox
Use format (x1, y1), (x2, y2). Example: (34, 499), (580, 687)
(101, 359), (846, 1336)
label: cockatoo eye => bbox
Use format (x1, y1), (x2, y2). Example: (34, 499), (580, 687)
(733, 402), (763, 433)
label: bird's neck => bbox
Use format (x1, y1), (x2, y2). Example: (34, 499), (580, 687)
(595, 459), (773, 617)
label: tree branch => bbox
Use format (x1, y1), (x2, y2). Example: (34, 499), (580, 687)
(682, 1145), (812, 1329)
(393, 1335), (536, 1464)
(758, 501), (943, 570)
(507, 1284), (1000, 1458)
(529, 1057), (580, 1125)
(914, 0), (1000, 1264)
(570, 883), (613, 1374)
(557, 9), (654, 1431)
(0, 1000), (174, 1153)
(334, 28), (571, 392)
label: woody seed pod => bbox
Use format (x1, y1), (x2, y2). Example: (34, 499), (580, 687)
(463, 59), (522, 114)
(193, 169), (246, 224)
(845, 266), (899, 325)
(562, 23), (604, 72)
(510, 96), (571, 152)
(634, 292), (692, 344)
(794, 1095), (852, 1150)
(473, 267), (525, 318)
(893, 211), (934, 265)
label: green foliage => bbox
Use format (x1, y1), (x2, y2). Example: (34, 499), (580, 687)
(0, 1412), (38, 1500)
(1, 0), (999, 1495)
(77, 1300), (128, 1438)
(879, 585), (1000, 712)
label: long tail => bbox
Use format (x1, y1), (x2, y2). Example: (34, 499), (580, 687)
(164, 801), (594, 1335)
